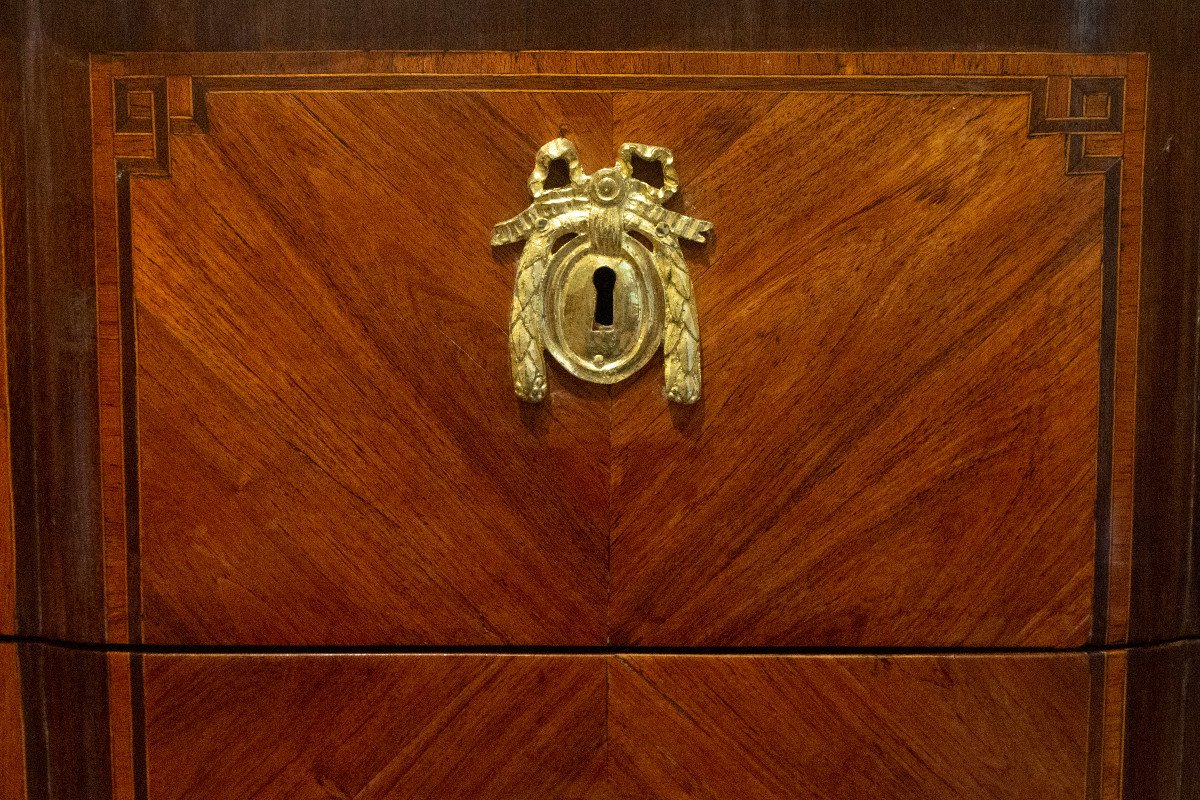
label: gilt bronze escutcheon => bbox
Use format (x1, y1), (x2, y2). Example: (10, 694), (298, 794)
(492, 138), (712, 404)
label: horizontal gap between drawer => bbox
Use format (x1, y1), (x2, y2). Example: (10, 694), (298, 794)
(2, 633), (1196, 656)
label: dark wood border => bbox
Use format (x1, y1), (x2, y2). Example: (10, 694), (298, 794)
(17, 643), (113, 800)
(1124, 640), (1200, 800)
(0, 0), (26, 642)
(0, 643), (26, 799)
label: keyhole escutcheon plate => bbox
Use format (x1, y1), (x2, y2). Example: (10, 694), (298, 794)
(492, 138), (712, 404)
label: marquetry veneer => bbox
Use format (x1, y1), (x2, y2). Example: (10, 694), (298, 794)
(32, 49), (1167, 799)
(92, 51), (1144, 649)
(92, 651), (1122, 800)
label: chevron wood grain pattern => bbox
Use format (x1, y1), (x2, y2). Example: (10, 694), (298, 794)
(0, 644), (26, 800)
(608, 653), (1102, 800)
(90, 53), (1144, 648)
(123, 90), (613, 645)
(112, 651), (1122, 799)
(139, 653), (606, 799)
(610, 90), (1107, 647)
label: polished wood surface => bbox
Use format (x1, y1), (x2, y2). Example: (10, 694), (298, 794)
(0, 161), (14, 636)
(15, 4), (110, 644)
(2, 1), (1197, 797)
(10, 0), (1197, 655)
(139, 653), (605, 799)
(88, 53), (1144, 649)
(0, 7), (20, 637)
(1107, 56), (1148, 645)
(0, 644), (26, 799)
(17, 643), (115, 800)
(1124, 640), (1200, 800)
(75, 650), (1127, 800)
(11, 641), (1181, 800)
(608, 653), (1121, 800)
(611, 87), (1114, 648)
(106, 652), (136, 800)
(100, 83), (612, 646)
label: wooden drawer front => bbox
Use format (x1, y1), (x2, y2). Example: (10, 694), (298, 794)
(608, 86), (1126, 648)
(93, 53), (1144, 648)
(97, 80), (614, 647)
(96, 652), (1124, 799)
(134, 654), (607, 799)
(608, 654), (1122, 800)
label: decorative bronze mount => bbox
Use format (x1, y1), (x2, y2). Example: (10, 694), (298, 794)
(492, 138), (713, 404)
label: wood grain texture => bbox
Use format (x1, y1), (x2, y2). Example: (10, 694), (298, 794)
(0, 643), (26, 800)
(17, 0), (1181, 56)
(1123, 640), (1200, 800)
(106, 653), (136, 800)
(107, 50), (1131, 77)
(1104, 53), (1148, 644)
(17, 643), (114, 800)
(1098, 651), (1128, 800)
(608, 653), (1102, 800)
(90, 58), (132, 644)
(0, 171), (14, 637)
(13, 0), (1198, 655)
(17, 644), (1166, 800)
(3, 2), (1195, 797)
(90, 53), (1143, 649)
(18, 6), (109, 643)
(113, 88), (613, 646)
(610, 89), (1110, 647)
(0, 7), (20, 638)
(140, 653), (606, 799)
(99, 649), (1134, 799)
(1125, 6), (1200, 645)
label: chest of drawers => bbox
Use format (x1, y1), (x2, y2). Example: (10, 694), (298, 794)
(2, 7), (1199, 799)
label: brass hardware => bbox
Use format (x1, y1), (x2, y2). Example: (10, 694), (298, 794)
(493, 139), (712, 404)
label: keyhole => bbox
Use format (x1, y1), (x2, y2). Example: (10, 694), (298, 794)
(592, 267), (616, 328)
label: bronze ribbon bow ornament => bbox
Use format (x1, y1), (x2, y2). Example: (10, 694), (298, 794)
(492, 138), (712, 404)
